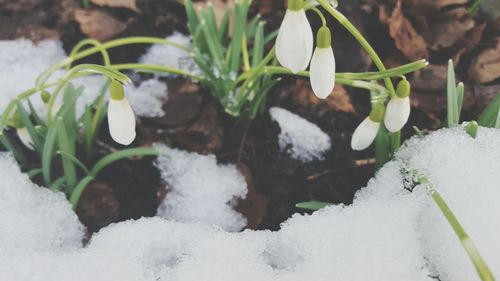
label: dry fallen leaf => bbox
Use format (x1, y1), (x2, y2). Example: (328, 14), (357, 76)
(91, 0), (140, 13)
(75, 9), (127, 41)
(469, 39), (500, 84)
(428, 8), (474, 51)
(385, 0), (429, 60)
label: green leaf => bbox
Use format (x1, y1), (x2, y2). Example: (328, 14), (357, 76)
(27, 99), (44, 126)
(251, 22), (265, 67)
(456, 82), (465, 121)
(296, 201), (333, 211)
(218, 6), (231, 44)
(27, 168), (43, 179)
(478, 95), (500, 127)
(0, 134), (26, 164)
(447, 60), (459, 128)
(185, 0), (200, 34)
(42, 118), (62, 185)
(90, 147), (159, 177)
(49, 176), (66, 192)
(15, 100), (43, 153)
(70, 176), (94, 209)
(57, 150), (90, 175)
(56, 117), (78, 189)
(375, 123), (391, 170)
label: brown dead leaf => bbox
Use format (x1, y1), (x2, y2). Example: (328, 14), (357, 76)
(385, 0), (429, 60)
(469, 39), (500, 84)
(429, 8), (474, 51)
(75, 9), (127, 41)
(410, 64), (448, 91)
(452, 22), (487, 64)
(236, 163), (270, 229)
(91, 0), (140, 13)
(288, 80), (355, 114)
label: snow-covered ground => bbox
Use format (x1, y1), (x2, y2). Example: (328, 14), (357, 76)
(269, 107), (331, 162)
(0, 126), (498, 280)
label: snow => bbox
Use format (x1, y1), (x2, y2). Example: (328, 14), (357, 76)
(0, 153), (84, 254)
(154, 146), (248, 232)
(0, 39), (499, 280)
(397, 127), (500, 280)
(0, 39), (169, 119)
(139, 32), (198, 77)
(72, 76), (168, 118)
(0, 39), (66, 113)
(269, 107), (331, 162)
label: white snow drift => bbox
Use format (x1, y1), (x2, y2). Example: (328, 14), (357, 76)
(154, 146), (248, 232)
(269, 107), (331, 162)
(1, 126), (499, 280)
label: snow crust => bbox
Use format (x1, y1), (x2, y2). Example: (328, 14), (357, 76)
(154, 146), (248, 232)
(269, 107), (331, 162)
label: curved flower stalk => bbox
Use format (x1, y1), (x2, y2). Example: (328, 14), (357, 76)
(351, 104), (384, 151)
(310, 26), (335, 99)
(107, 80), (136, 145)
(384, 79), (411, 133)
(276, 0), (313, 73)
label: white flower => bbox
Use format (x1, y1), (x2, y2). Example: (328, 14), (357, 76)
(17, 127), (34, 150)
(276, 9), (313, 73)
(384, 96), (410, 133)
(351, 117), (380, 151)
(108, 81), (136, 145)
(310, 47), (335, 99)
(309, 22), (336, 100)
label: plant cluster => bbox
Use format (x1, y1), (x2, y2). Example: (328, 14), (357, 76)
(0, 0), (499, 279)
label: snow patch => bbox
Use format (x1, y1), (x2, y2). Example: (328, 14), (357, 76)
(0, 153), (84, 254)
(139, 32), (198, 77)
(154, 146), (248, 232)
(0, 39), (168, 118)
(269, 107), (331, 162)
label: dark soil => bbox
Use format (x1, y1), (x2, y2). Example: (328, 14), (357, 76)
(1, 0), (499, 233)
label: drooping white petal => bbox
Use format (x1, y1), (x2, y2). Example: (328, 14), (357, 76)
(107, 98), (136, 145)
(276, 9), (313, 74)
(310, 47), (336, 99)
(17, 127), (34, 150)
(384, 96), (411, 133)
(351, 117), (380, 151)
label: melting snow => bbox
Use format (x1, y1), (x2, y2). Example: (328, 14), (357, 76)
(269, 107), (331, 162)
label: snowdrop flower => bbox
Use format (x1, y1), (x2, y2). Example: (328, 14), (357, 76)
(351, 104), (384, 151)
(17, 127), (34, 150)
(10, 111), (34, 150)
(310, 26), (335, 99)
(384, 79), (411, 133)
(108, 80), (136, 145)
(276, 0), (313, 73)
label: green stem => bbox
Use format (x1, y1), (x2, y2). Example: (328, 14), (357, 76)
(90, 147), (159, 177)
(419, 175), (495, 281)
(309, 6), (327, 26)
(109, 63), (203, 80)
(36, 37), (190, 87)
(68, 39), (111, 68)
(316, 0), (396, 96)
